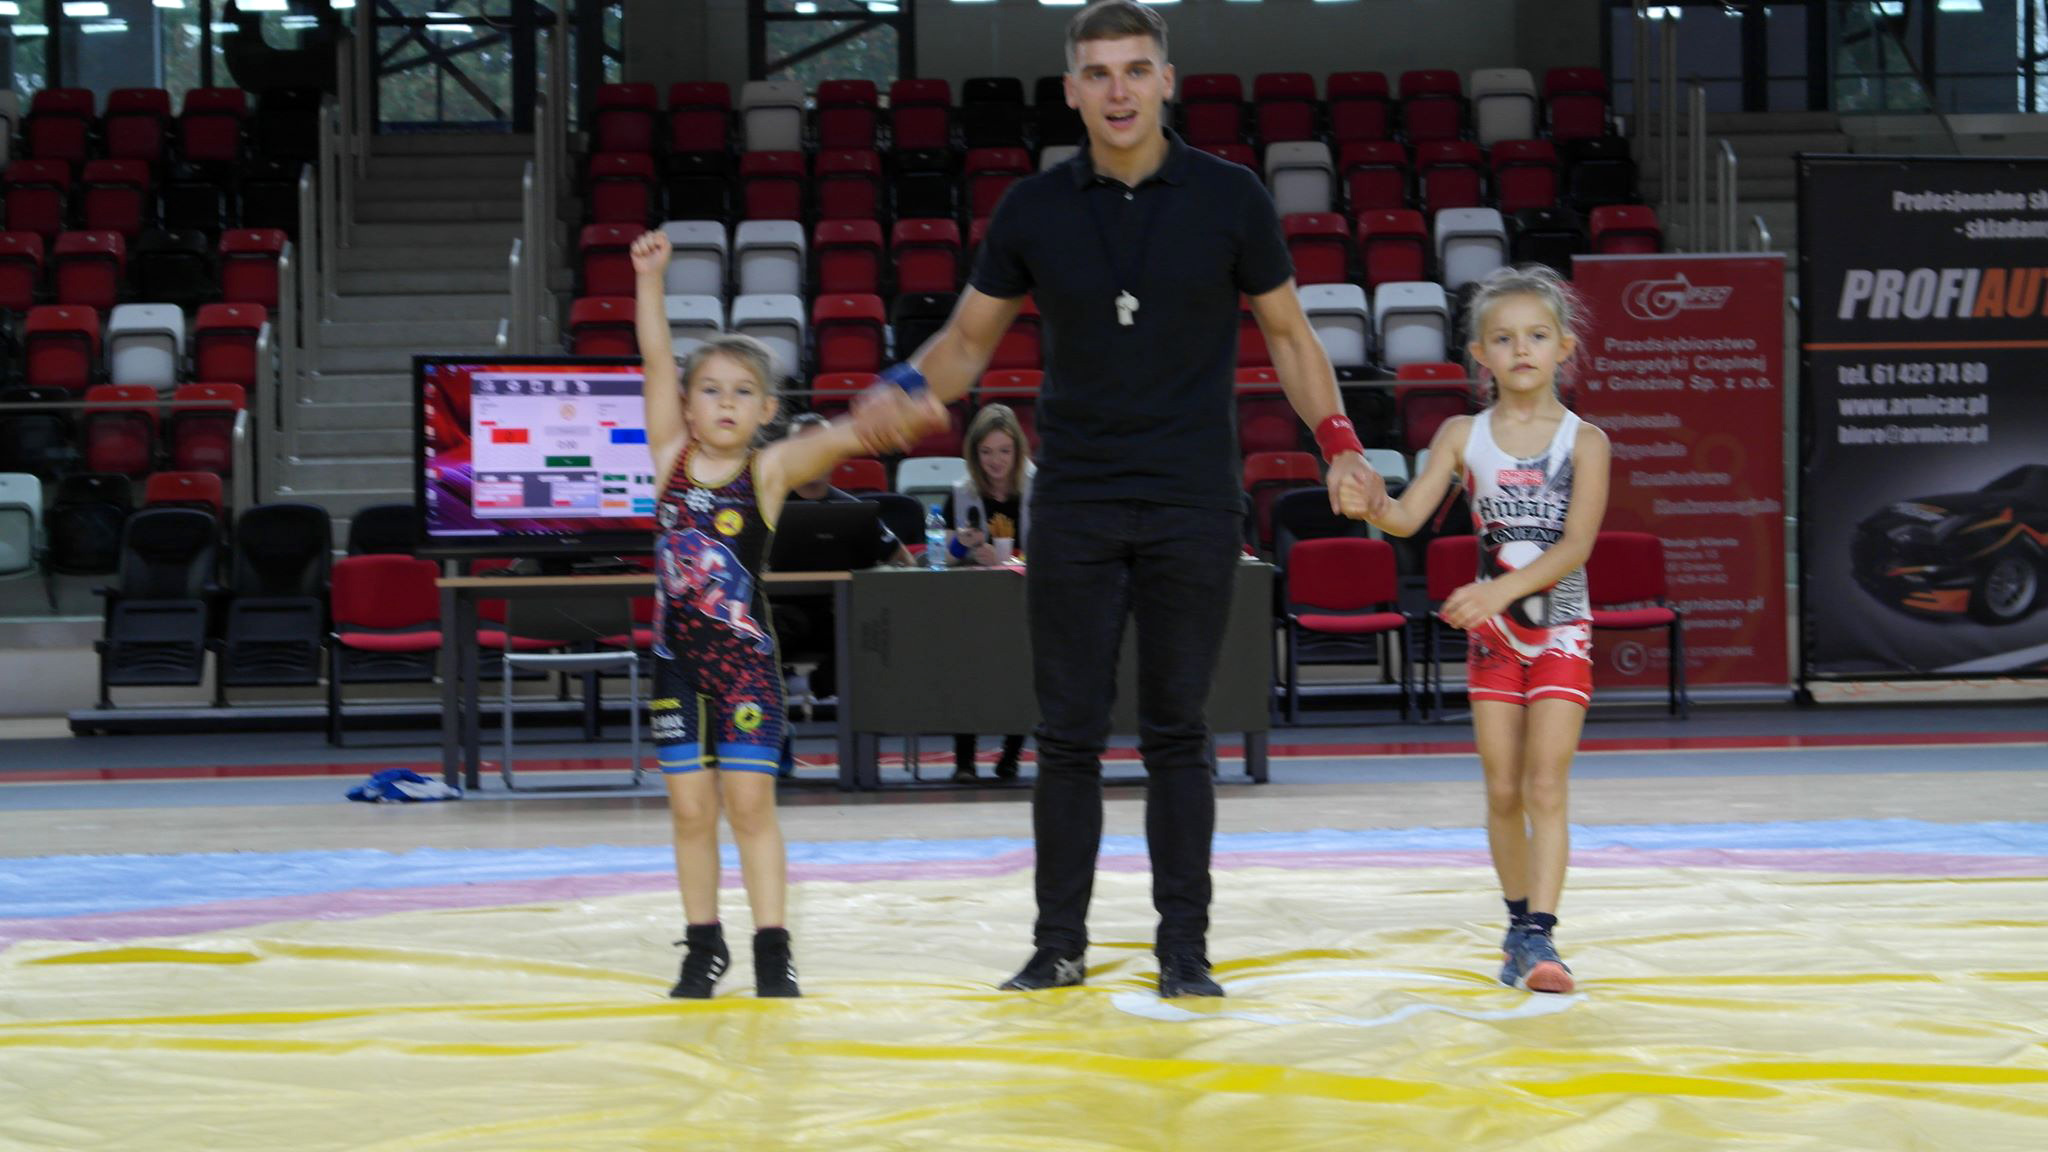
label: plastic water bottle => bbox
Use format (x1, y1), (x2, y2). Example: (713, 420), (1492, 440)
(924, 505), (948, 571)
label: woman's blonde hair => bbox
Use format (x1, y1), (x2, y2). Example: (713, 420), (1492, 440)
(1460, 263), (1589, 404)
(962, 403), (1028, 497)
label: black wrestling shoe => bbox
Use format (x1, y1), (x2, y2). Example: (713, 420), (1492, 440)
(669, 923), (729, 999)
(999, 947), (1086, 990)
(993, 750), (1020, 780)
(1157, 950), (1224, 999)
(753, 927), (802, 998)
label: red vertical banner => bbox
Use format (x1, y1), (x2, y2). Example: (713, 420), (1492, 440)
(1571, 254), (1788, 689)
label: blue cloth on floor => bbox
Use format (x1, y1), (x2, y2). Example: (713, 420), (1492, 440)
(346, 769), (462, 804)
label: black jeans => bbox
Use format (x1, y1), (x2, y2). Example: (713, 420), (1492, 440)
(1025, 500), (1242, 955)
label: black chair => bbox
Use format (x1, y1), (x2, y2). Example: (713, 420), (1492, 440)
(45, 472), (133, 575)
(0, 387), (77, 480)
(962, 77), (1027, 150)
(346, 502), (419, 555)
(871, 491), (927, 558)
(1561, 137), (1638, 213)
(215, 502), (331, 702)
(1336, 367), (1399, 450)
(253, 87), (323, 167)
(131, 229), (215, 311)
(95, 506), (219, 705)
(1511, 206), (1584, 277)
(890, 292), (958, 361)
(1271, 486), (1371, 576)
(1033, 76), (1083, 148)
(162, 164), (235, 236)
(891, 149), (958, 221)
(236, 158), (301, 237)
(662, 153), (735, 225)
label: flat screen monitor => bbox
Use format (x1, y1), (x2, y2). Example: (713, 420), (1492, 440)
(415, 355), (658, 558)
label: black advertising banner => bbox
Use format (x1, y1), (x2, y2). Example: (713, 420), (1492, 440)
(1800, 156), (2048, 679)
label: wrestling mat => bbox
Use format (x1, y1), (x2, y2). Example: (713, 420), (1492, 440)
(2, 820), (2045, 1151)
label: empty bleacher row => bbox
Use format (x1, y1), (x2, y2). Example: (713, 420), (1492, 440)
(565, 67), (1656, 467)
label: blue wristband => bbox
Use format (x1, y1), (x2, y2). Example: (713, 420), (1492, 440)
(880, 361), (928, 394)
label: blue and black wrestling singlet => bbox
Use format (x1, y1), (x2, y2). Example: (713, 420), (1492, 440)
(650, 447), (784, 774)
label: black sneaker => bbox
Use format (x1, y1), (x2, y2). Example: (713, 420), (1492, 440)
(753, 927), (802, 998)
(1157, 950), (1224, 999)
(994, 751), (1020, 780)
(951, 764), (980, 783)
(669, 923), (729, 999)
(999, 946), (1086, 990)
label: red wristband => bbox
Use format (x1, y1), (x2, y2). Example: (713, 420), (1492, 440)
(1314, 414), (1365, 462)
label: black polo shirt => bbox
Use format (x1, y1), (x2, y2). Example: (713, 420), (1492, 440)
(968, 130), (1293, 511)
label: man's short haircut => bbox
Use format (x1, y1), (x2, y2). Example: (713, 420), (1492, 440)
(1065, 0), (1168, 72)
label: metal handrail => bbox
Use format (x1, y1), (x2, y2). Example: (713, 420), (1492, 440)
(1749, 213), (1773, 253)
(317, 98), (341, 309)
(334, 34), (354, 251)
(1660, 16), (1678, 236)
(293, 167), (319, 486)
(1716, 139), (1738, 252)
(507, 236), (526, 353)
(354, 0), (372, 181)
(231, 410), (254, 515)
(1631, 0), (1650, 141)
(1688, 83), (1707, 251)
(273, 242), (297, 498)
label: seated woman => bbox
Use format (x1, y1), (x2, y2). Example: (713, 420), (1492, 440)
(944, 404), (1033, 782)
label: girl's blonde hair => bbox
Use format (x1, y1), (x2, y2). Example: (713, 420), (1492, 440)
(678, 333), (779, 398)
(1460, 264), (1589, 404)
(962, 403), (1029, 497)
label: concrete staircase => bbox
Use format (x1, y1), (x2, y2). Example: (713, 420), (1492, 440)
(1635, 111), (1850, 260)
(271, 133), (558, 543)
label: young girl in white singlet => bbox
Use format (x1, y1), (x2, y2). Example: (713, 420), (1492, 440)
(1365, 265), (1611, 993)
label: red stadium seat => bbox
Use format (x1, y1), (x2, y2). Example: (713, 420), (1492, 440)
(1235, 367), (1297, 457)
(593, 83), (660, 154)
(667, 82), (732, 154)
(1398, 70), (1464, 142)
(1544, 68), (1611, 142)
(1180, 74), (1244, 147)
(817, 79), (879, 151)
(1590, 204), (1663, 254)
(1199, 143), (1257, 169)
(25, 88), (94, 169)
(1491, 139), (1560, 216)
(166, 382), (246, 474)
(180, 88), (248, 166)
(567, 296), (637, 357)
(889, 79), (953, 152)
(1253, 72), (1318, 146)
(810, 371), (878, 417)
(192, 303), (267, 390)
(738, 150), (806, 222)
(3, 160), (73, 241)
(1238, 304), (1271, 369)
(1416, 140), (1486, 215)
(1340, 140), (1410, 216)
(1283, 213), (1351, 286)
(0, 231), (44, 313)
(989, 297), (1041, 371)
(587, 152), (657, 226)
(80, 160), (152, 239)
(218, 229), (287, 311)
(327, 554), (445, 745)
(1357, 209), (1428, 291)
(1328, 71), (1391, 143)
(1587, 531), (1688, 715)
(814, 148), (882, 221)
(831, 457), (887, 494)
(578, 223), (640, 299)
(105, 88), (173, 166)
(83, 384), (160, 476)
(144, 470), (224, 517)
(1243, 450), (1321, 552)
(812, 294), (887, 375)
(52, 231), (127, 315)
(892, 218), (962, 295)
(1395, 378), (1472, 456)
(814, 219), (884, 296)
(965, 147), (1031, 220)
(24, 305), (102, 393)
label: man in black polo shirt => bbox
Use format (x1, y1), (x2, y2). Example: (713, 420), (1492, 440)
(873, 0), (1386, 998)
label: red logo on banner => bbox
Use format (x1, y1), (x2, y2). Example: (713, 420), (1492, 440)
(1574, 256), (1789, 689)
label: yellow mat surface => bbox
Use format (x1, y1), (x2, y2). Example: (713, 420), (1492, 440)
(4, 849), (2046, 1152)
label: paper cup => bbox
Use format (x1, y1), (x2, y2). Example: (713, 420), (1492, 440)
(992, 537), (1015, 564)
